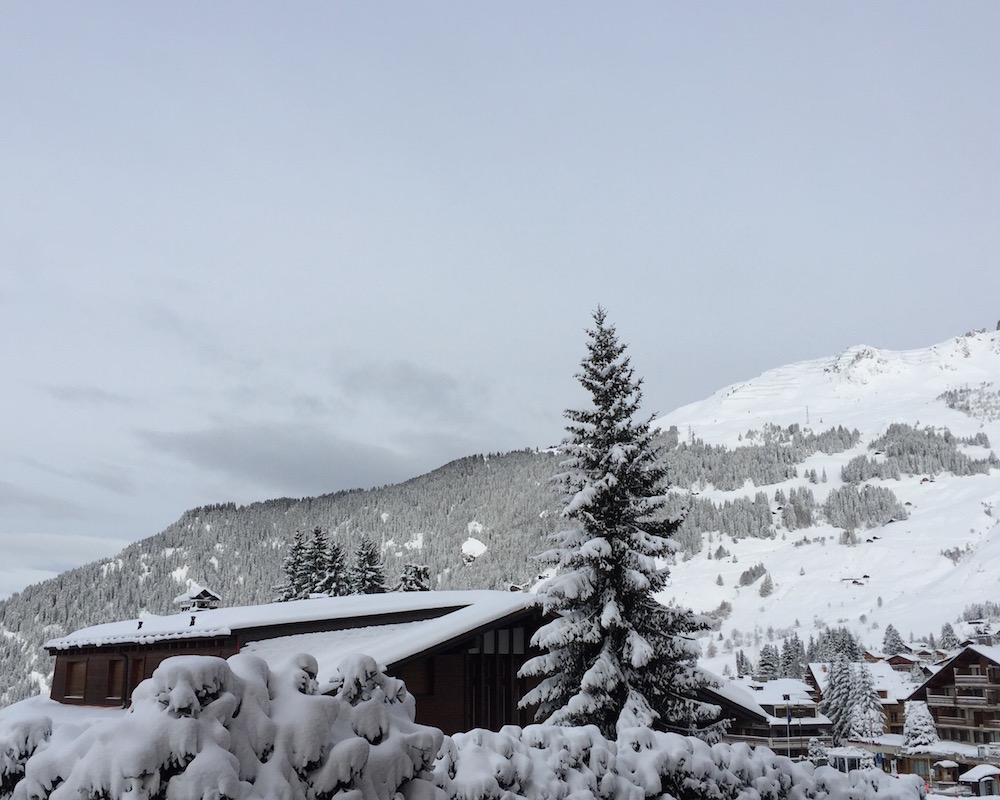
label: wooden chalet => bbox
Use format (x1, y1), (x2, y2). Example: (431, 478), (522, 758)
(45, 590), (545, 735)
(908, 644), (1000, 746)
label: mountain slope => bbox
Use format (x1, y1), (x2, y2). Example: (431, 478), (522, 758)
(654, 329), (1000, 672)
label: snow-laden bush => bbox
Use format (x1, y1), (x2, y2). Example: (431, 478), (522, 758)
(1, 652), (443, 800)
(431, 724), (925, 800)
(1, 652), (925, 800)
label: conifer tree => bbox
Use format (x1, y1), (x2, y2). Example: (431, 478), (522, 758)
(306, 527), (329, 596)
(939, 622), (960, 650)
(902, 700), (939, 752)
(274, 529), (310, 602)
(849, 663), (886, 740)
(755, 644), (780, 681)
(519, 308), (716, 739)
(397, 563), (431, 591)
(820, 657), (855, 745)
(350, 535), (386, 594)
(315, 539), (350, 596)
(883, 623), (906, 655)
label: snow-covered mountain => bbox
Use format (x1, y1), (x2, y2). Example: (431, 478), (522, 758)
(1, 328), (998, 704)
(654, 328), (1000, 672)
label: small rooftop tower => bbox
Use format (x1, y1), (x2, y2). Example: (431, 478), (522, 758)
(173, 583), (222, 612)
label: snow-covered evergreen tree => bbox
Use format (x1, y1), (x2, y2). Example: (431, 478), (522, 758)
(305, 527), (329, 595)
(940, 622), (960, 650)
(315, 538), (350, 597)
(883, 624), (906, 655)
(274, 529), (310, 602)
(756, 644), (780, 681)
(849, 664), (886, 740)
(519, 308), (716, 739)
(820, 657), (855, 746)
(350, 535), (386, 594)
(397, 563), (431, 591)
(780, 634), (806, 679)
(902, 700), (939, 752)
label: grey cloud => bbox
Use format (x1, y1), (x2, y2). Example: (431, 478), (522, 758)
(0, 481), (99, 521)
(42, 384), (134, 406)
(19, 457), (139, 496)
(138, 302), (261, 374)
(137, 422), (425, 496)
(340, 360), (484, 422)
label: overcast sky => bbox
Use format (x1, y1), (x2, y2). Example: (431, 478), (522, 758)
(1, 3), (998, 598)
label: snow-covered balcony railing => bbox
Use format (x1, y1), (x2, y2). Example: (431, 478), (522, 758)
(927, 693), (956, 707)
(955, 694), (989, 707)
(936, 714), (968, 727)
(953, 672), (991, 687)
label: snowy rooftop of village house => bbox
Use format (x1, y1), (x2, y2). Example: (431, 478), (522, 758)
(242, 596), (536, 689)
(45, 590), (536, 653)
(733, 677), (817, 707)
(808, 661), (920, 704)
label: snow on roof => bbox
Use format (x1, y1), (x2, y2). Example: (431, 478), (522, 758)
(172, 583), (221, 605)
(705, 677), (770, 722)
(959, 765), (1000, 783)
(242, 597), (538, 689)
(733, 677), (816, 707)
(808, 661), (918, 703)
(46, 590), (535, 651)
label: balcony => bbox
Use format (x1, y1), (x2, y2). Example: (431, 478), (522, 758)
(955, 673), (992, 687)
(928, 693), (955, 707)
(937, 715), (967, 727)
(956, 695), (989, 708)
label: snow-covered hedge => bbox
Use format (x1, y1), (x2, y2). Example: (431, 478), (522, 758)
(433, 724), (924, 800)
(0, 653), (924, 800)
(0, 652), (442, 800)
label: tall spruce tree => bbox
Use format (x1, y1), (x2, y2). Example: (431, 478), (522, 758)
(274, 529), (310, 602)
(315, 539), (350, 597)
(519, 308), (716, 739)
(939, 622), (960, 650)
(883, 623), (906, 655)
(350, 535), (386, 594)
(849, 664), (886, 740)
(902, 700), (939, 752)
(819, 657), (855, 746)
(306, 527), (329, 596)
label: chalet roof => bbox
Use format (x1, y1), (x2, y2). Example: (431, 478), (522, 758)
(960, 765), (1000, 783)
(909, 644), (1000, 698)
(732, 677), (816, 707)
(241, 598), (536, 690)
(46, 590), (536, 652)
(172, 583), (222, 606)
(807, 661), (918, 704)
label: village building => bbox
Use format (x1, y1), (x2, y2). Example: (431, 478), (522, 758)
(908, 644), (1000, 747)
(45, 589), (545, 735)
(707, 677), (832, 758)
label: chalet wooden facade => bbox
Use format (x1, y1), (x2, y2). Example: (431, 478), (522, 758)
(909, 644), (1000, 746)
(46, 591), (545, 735)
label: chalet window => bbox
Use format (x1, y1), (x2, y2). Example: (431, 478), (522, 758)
(65, 660), (86, 699)
(513, 627), (525, 655)
(483, 631), (495, 655)
(107, 660), (124, 701)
